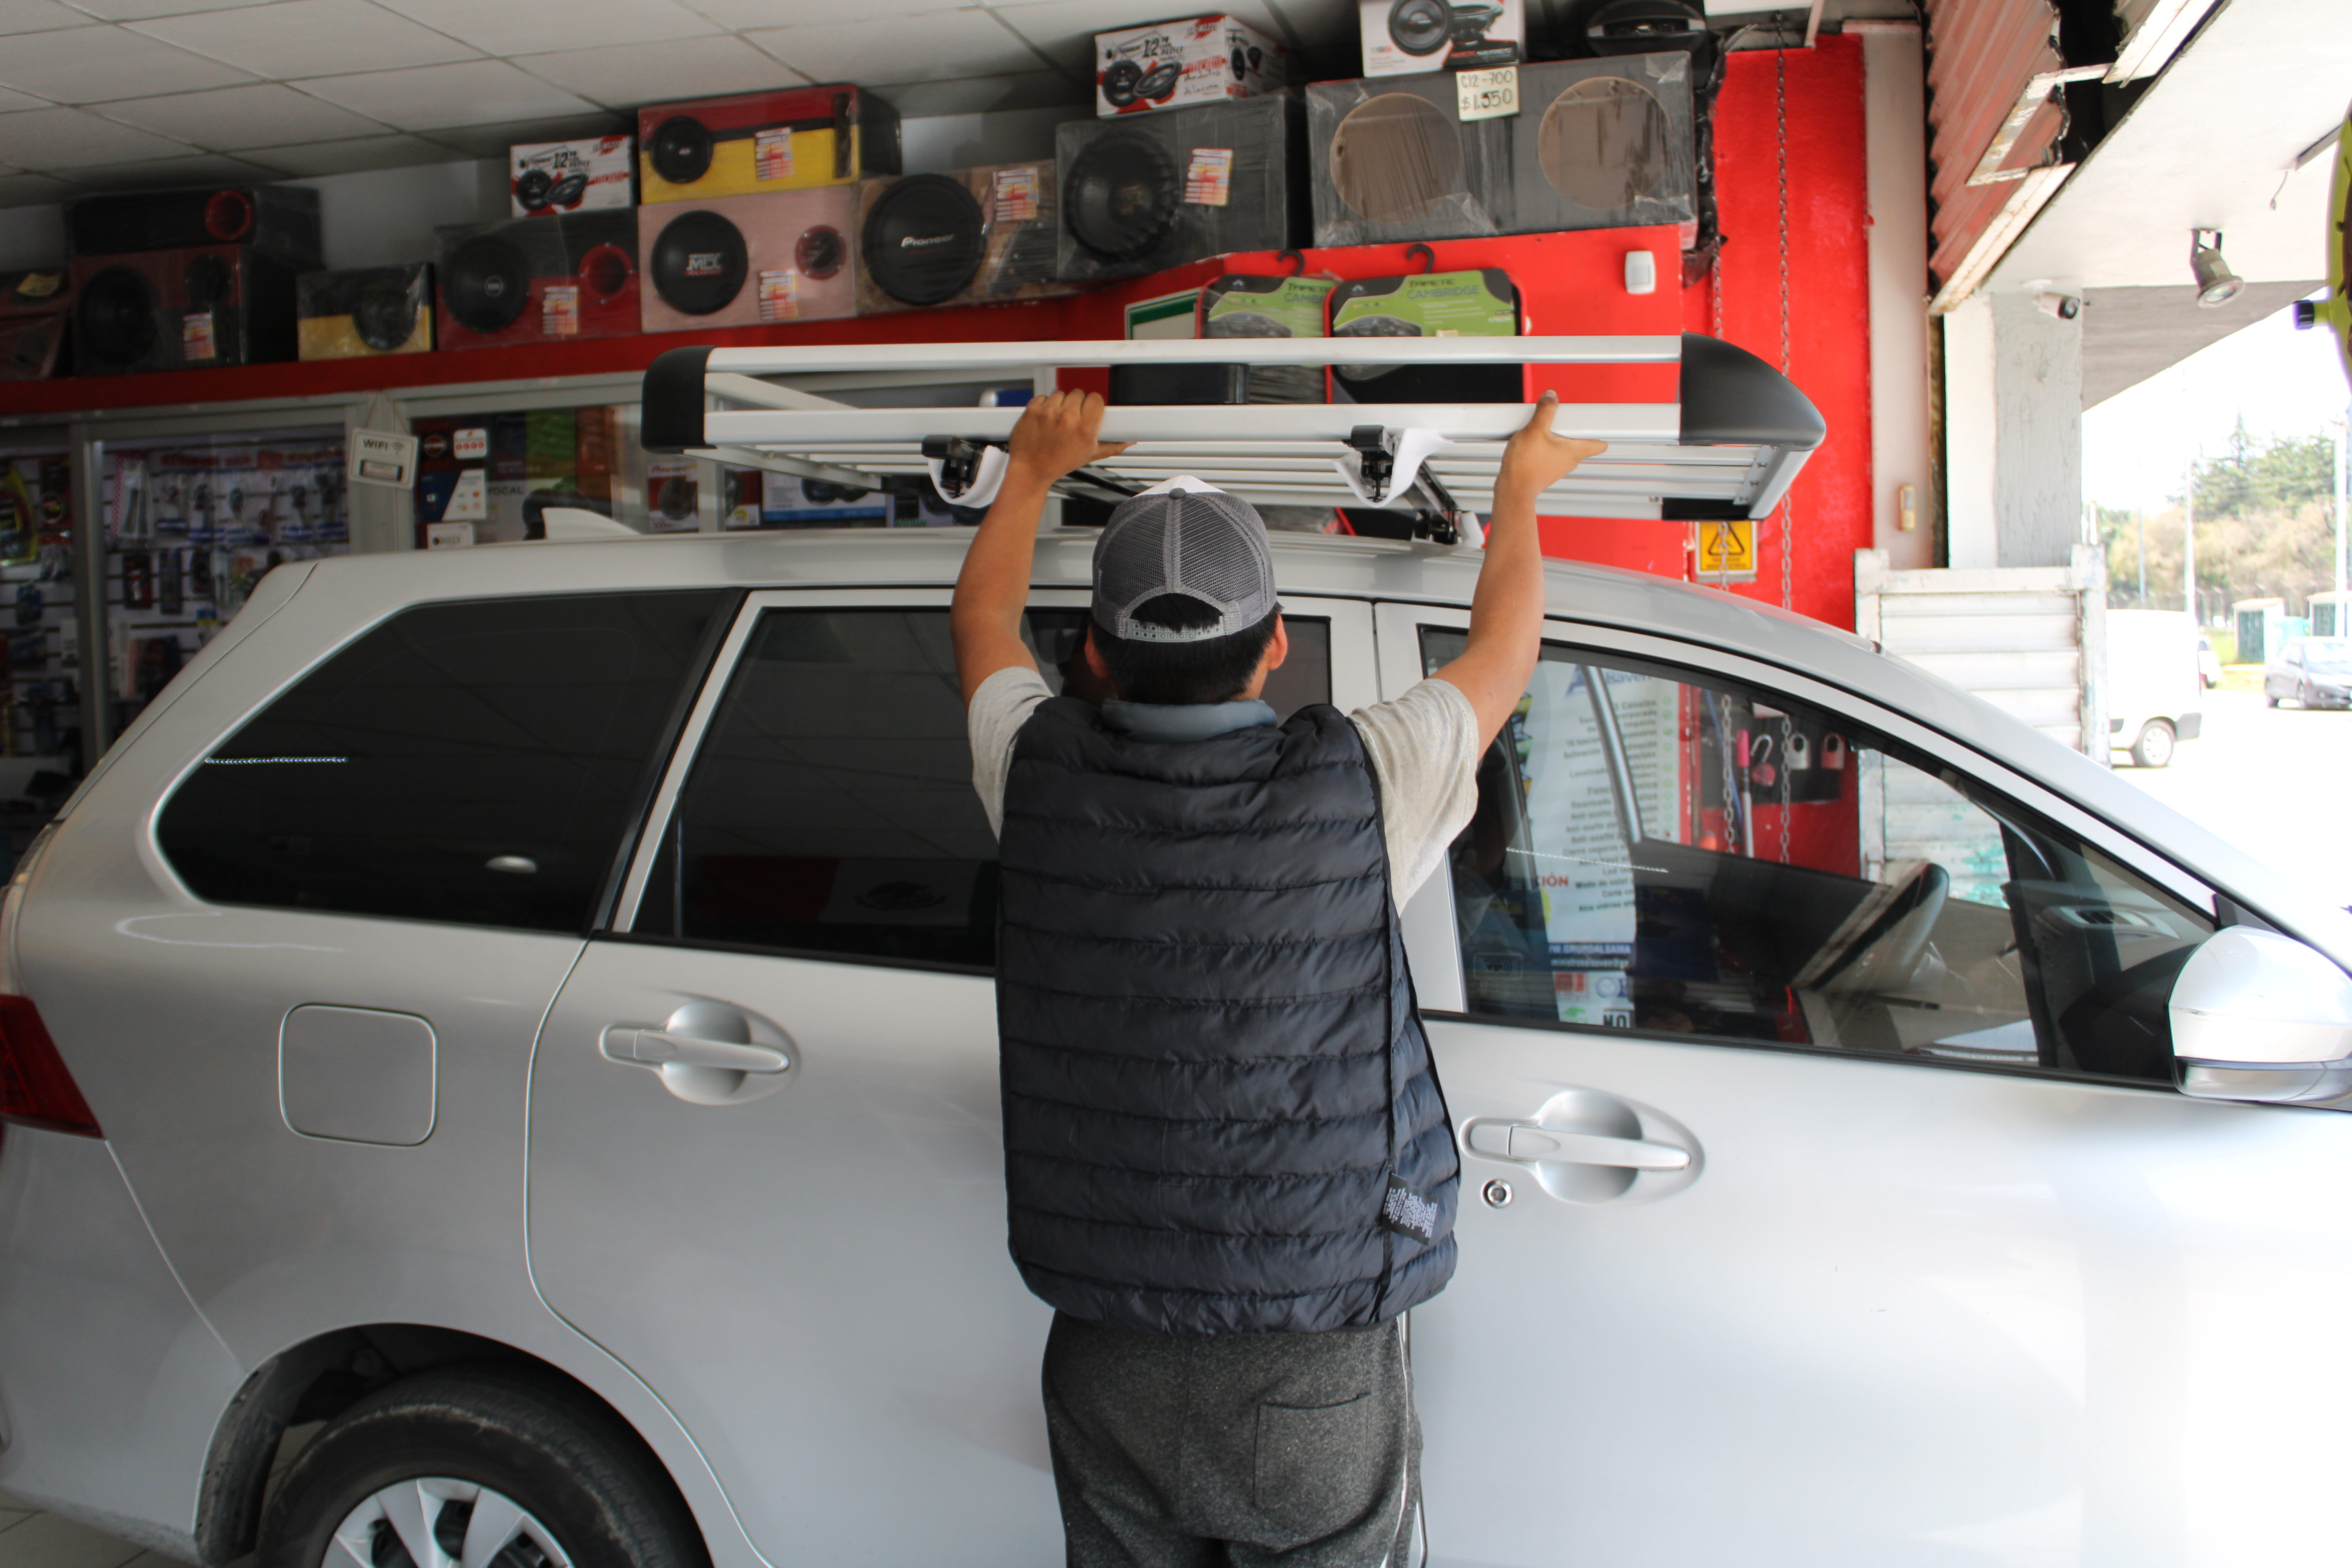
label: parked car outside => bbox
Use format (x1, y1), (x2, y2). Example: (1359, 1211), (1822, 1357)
(2197, 633), (2223, 688)
(2264, 635), (2352, 708)
(4, 530), (2352, 1568)
(2106, 608), (2203, 767)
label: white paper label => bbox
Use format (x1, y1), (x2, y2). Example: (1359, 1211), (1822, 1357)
(425, 521), (475, 549)
(1183, 147), (1233, 205)
(541, 284), (580, 337)
(444, 469), (488, 521)
(181, 312), (217, 361)
(994, 165), (1040, 223)
(757, 270), (799, 323)
(1457, 65), (1520, 121)
(755, 127), (795, 181)
(348, 429), (418, 489)
(452, 427), (488, 461)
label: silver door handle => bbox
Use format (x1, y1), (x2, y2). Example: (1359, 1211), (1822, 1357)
(601, 1026), (790, 1074)
(1464, 1120), (1691, 1171)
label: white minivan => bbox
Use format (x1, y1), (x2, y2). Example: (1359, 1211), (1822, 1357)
(3, 530), (2351, 1568)
(2106, 608), (2204, 766)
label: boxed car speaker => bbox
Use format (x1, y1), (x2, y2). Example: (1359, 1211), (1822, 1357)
(511, 134), (634, 217)
(65, 185), (322, 271)
(0, 270), (70, 381)
(638, 85), (902, 204)
(855, 161), (1071, 314)
(1307, 53), (1693, 246)
(1360, 0), (1522, 76)
(69, 245), (298, 375)
(297, 264), (433, 359)
(436, 211), (639, 350)
(1328, 267), (1519, 404)
(639, 187), (860, 332)
(1055, 93), (1305, 283)
(1094, 14), (1284, 116)
(1198, 270), (1333, 402)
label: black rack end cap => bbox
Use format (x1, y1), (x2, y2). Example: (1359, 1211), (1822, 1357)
(1679, 332), (1827, 452)
(642, 345), (713, 455)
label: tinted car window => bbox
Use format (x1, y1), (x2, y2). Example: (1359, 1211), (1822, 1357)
(1427, 630), (2210, 1085)
(159, 591), (726, 933)
(632, 606), (1333, 968)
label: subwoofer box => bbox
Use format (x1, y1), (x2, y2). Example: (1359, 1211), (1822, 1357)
(1055, 93), (1305, 283)
(856, 161), (1073, 314)
(65, 185), (322, 271)
(1307, 52), (1694, 247)
(0, 270), (71, 382)
(297, 264), (433, 359)
(639, 187), (860, 332)
(435, 212), (638, 350)
(69, 245), (298, 374)
(638, 85), (902, 204)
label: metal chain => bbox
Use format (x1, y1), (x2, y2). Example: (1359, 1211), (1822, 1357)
(1774, 36), (1793, 863)
(1709, 252), (1728, 592)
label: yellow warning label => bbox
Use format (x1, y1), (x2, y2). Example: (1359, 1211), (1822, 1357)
(1697, 518), (1757, 580)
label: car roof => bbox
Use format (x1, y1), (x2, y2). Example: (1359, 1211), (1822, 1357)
(285, 529), (2352, 958)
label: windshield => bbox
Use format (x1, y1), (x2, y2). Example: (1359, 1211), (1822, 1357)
(2299, 639), (2352, 670)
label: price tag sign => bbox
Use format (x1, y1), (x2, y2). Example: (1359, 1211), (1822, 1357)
(1457, 65), (1520, 122)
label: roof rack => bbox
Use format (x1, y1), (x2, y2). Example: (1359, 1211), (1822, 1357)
(640, 332), (1824, 542)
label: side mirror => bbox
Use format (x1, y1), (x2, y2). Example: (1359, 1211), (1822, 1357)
(2171, 928), (2352, 1103)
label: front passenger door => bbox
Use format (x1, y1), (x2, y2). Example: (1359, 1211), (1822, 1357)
(525, 589), (1372, 1567)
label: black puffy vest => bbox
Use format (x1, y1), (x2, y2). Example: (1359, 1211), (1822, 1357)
(995, 696), (1458, 1336)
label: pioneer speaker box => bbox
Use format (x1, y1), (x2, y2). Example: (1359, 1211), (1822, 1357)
(0, 270), (70, 381)
(65, 185), (321, 271)
(856, 162), (1072, 314)
(298, 264), (432, 359)
(1094, 14), (1284, 116)
(1055, 93), (1304, 283)
(639, 86), (902, 204)
(436, 212), (638, 350)
(639, 187), (860, 332)
(70, 245), (298, 374)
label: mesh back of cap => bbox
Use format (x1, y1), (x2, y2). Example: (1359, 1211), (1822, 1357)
(1093, 487), (1276, 641)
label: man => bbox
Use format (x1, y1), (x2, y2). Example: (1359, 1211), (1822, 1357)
(953, 389), (1603, 1567)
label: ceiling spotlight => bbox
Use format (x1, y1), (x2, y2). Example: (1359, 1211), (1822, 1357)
(2190, 229), (2244, 308)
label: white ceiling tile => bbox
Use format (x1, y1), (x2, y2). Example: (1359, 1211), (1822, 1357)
(374, 0), (723, 57)
(0, 103), (194, 167)
(0, 0), (96, 36)
(94, 81), (392, 148)
(873, 69), (1084, 117)
(692, 0), (978, 26)
(0, 23), (259, 102)
(64, 149), (275, 188)
(0, 170), (82, 206)
(62, 0), (277, 17)
(0, 85), (52, 112)
(414, 111), (628, 157)
(293, 59), (596, 131)
(749, 9), (1050, 86)
(132, 0), (481, 80)
(515, 33), (806, 108)
(239, 131), (466, 176)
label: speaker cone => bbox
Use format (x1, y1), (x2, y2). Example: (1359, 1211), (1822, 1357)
(1538, 76), (1671, 209)
(514, 168), (554, 212)
(352, 282), (417, 352)
(445, 235), (532, 333)
(1065, 133), (1180, 263)
(578, 242), (634, 300)
(78, 266), (158, 367)
(797, 225), (846, 281)
(1388, 0), (1452, 55)
(1102, 58), (1144, 109)
(182, 252), (233, 311)
(1330, 93), (1464, 221)
(548, 171), (590, 209)
(650, 210), (748, 315)
(863, 174), (985, 307)
(202, 188), (255, 242)
(650, 115), (715, 187)
(1137, 60), (1182, 101)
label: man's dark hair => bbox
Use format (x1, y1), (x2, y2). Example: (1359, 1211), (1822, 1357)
(1093, 594), (1280, 706)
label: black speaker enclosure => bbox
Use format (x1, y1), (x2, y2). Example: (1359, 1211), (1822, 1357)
(856, 162), (1073, 314)
(434, 211), (639, 349)
(1055, 94), (1306, 284)
(68, 244), (298, 374)
(298, 264), (433, 359)
(65, 185), (321, 271)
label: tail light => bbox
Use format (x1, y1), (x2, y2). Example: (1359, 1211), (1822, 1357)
(0, 825), (98, 1137)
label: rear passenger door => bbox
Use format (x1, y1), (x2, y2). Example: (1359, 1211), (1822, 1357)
(1379, 605), (2352, 1568)
(525, 589), (1372, 1567)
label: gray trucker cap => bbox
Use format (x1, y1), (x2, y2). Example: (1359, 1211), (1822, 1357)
(1091, 478), (1278, 644)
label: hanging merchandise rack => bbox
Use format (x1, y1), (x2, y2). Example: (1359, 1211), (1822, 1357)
(641, 332), (1825, 542)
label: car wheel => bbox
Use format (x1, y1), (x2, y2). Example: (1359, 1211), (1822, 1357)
(2299, 681), (2313, 708)
(2128, 719), (2176, 768)
(258, 1367), (702, 1568)
(2266, 687), (2279, 707)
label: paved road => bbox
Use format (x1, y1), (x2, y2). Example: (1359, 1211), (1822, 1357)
(2120, 688), (2352, 910)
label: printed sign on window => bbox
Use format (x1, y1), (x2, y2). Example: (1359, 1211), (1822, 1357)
(994, 165), (1040, 223)
(181, 312), (217, 361)
(541, 284), (581, 337)
(452, 427), (489, 461)
(755, 128), (795, 181)
(425, 521), (475, 549)
(1183, 147), (1234, 206)
(757, 270), (799, 322)
(443, 469), (488, 521)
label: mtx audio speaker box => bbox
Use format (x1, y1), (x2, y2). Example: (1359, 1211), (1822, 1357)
(856, 161), (1071, 314)
(436, 212), (638, 350)
(298, 264), (432, 359)
(638, 85), (902, 203)
(65, 185), (322, 271)
(69, 245), (298, 375)
(0, 270), (70, 382)
(1055, 93), (1304, 283)
(639, 187), (860, 332)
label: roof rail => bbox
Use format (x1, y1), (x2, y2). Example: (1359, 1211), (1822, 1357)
(641, 334), (1823, 539)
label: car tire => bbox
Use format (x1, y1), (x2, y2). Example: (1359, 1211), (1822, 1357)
(2266, 689), (2279, 707)
(2128, 719), (2176, 769)
(258, 1367), (703, 1568)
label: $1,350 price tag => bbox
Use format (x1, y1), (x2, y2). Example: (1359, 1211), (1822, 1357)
(1457, 65), (1519, 122)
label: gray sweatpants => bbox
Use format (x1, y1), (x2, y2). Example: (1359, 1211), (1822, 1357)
(1040, 1311), (1421, 1568)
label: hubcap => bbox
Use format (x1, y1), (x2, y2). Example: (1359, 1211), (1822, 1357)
(327, 1478), (569, 1568)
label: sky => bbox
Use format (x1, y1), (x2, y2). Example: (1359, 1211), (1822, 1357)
(2082, 294), (2350, 514)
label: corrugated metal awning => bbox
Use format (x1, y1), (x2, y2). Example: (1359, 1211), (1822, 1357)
(1922, 0), (2076, 307)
